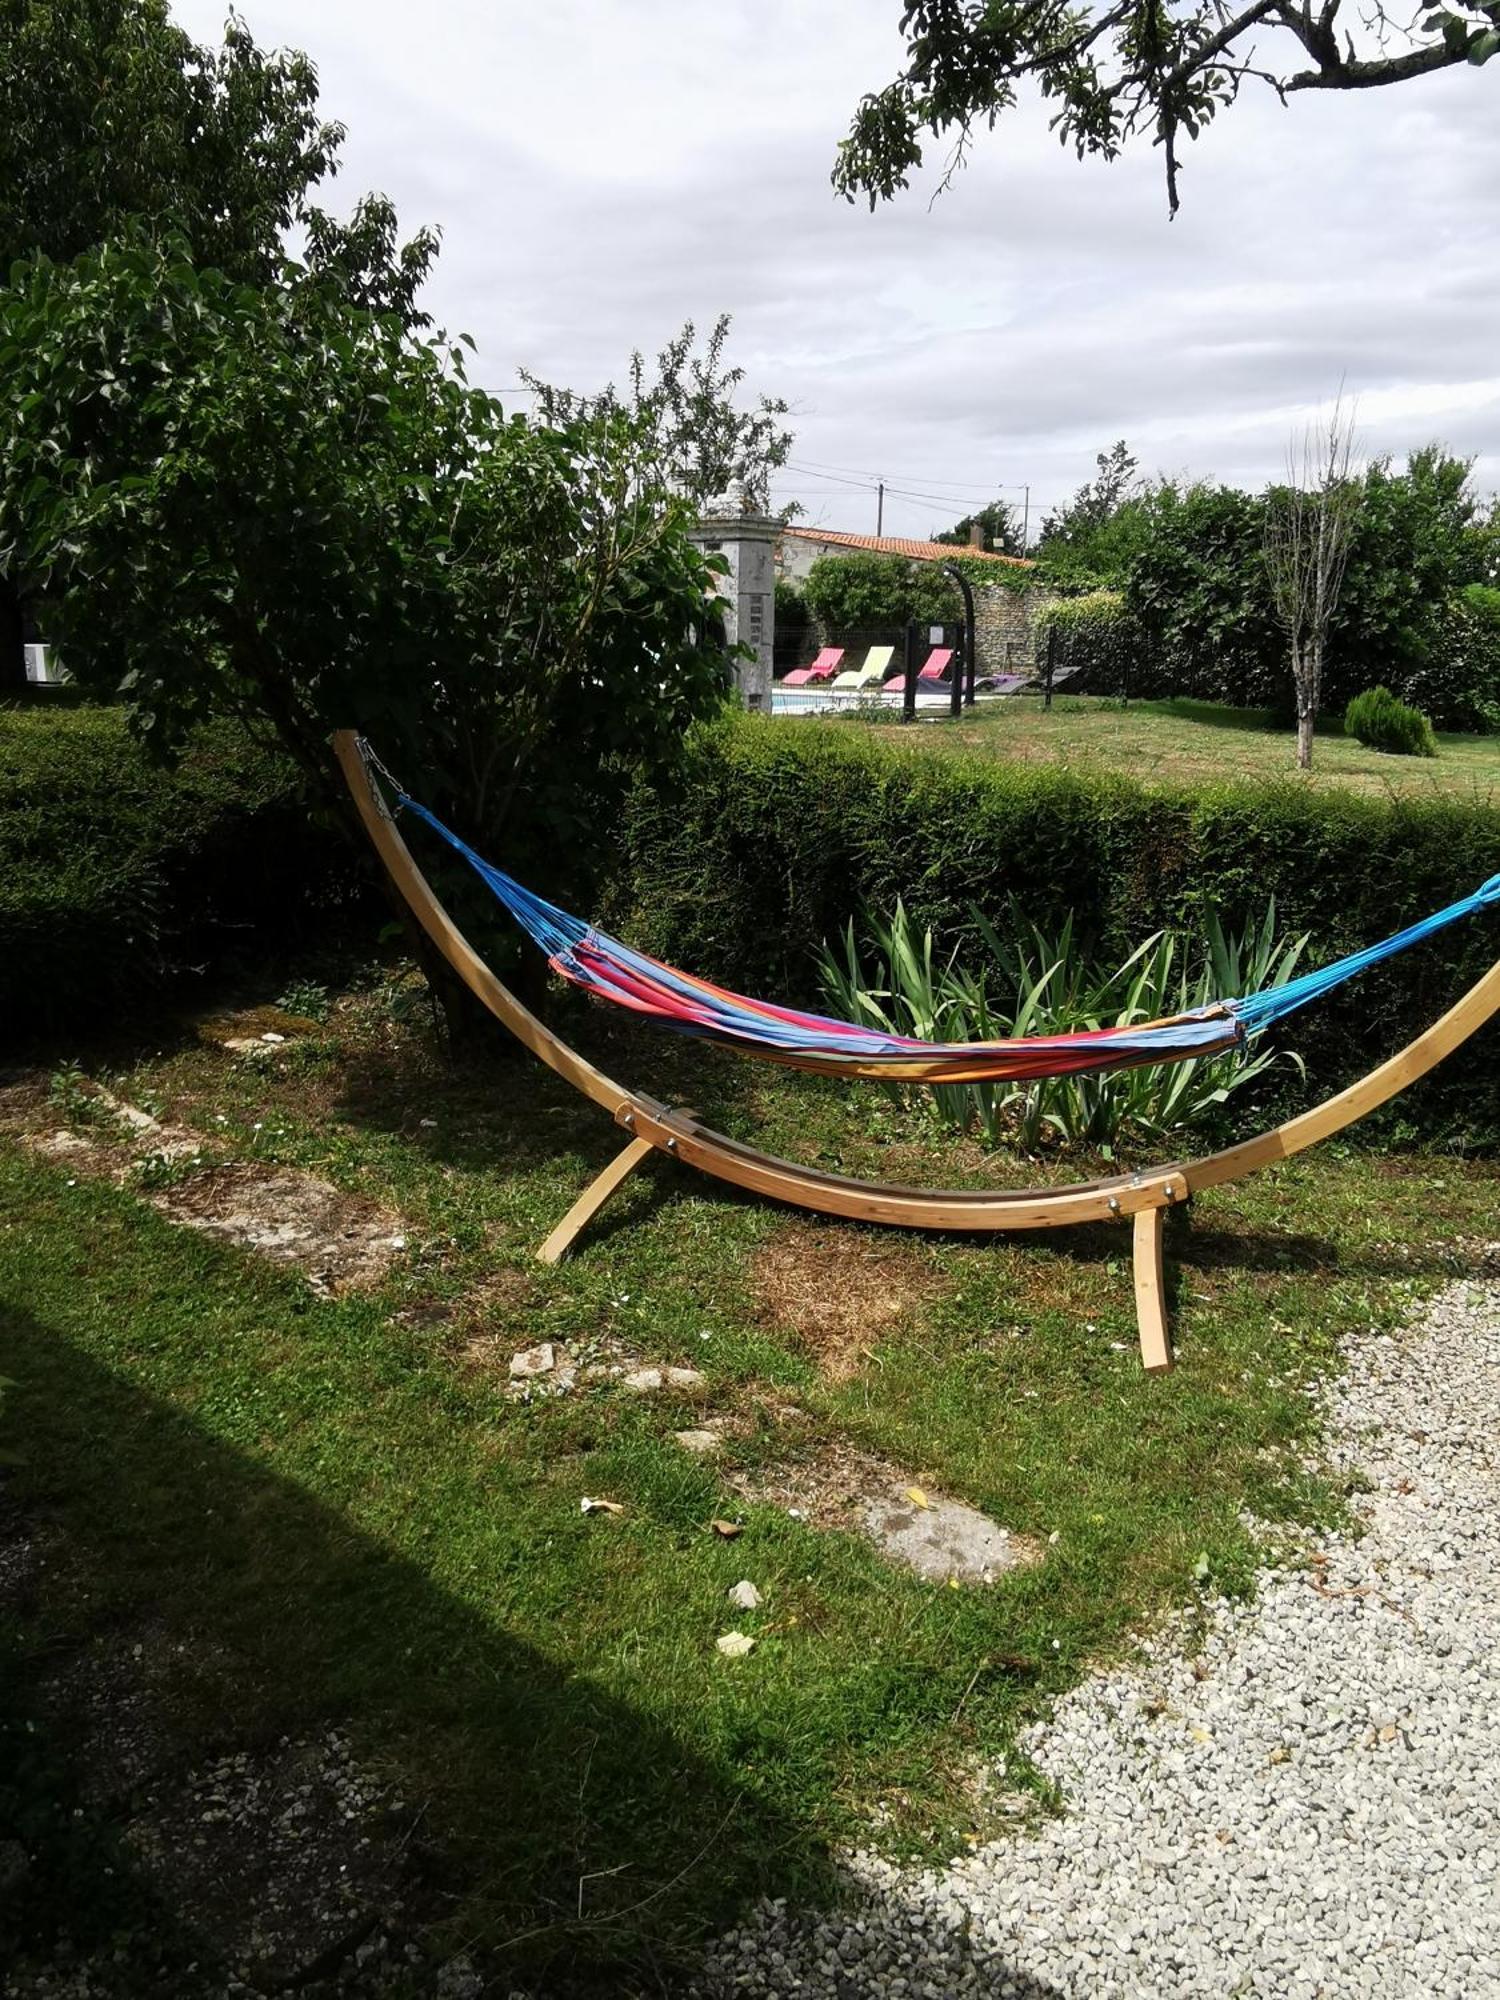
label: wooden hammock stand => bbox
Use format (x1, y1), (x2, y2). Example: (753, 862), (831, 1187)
(335, 732), (1500, 1373)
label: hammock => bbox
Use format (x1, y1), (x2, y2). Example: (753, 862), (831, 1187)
(389, 782), (1500, 1089)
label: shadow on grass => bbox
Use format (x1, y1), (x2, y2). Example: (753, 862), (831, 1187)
(0, 1301), (1054, 1999)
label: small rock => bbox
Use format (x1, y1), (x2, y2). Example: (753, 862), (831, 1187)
(622, 1366), (664, 1392)
(728, 1580), (763, 1610)
(716, 1631), (755, 1658)
(509, 1343), (556, 1380)
(674, 1428), (723, 1455)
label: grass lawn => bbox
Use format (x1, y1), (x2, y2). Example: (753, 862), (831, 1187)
(853, 696), (1500, 798)
(4, 977), (1498, 1991)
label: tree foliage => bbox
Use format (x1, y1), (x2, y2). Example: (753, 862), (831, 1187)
(802, 552), (961, 630)
(0, 0), (335, 274)
(1122, 452), (1498, 725)
(0, 0), (439, 689)
(931, 498), (1024, 555)
(0, 238), (729, 902)
(1034, 443), (1160, 584)
(520, 314), (796, 517)
(836, 0), (1500, 215)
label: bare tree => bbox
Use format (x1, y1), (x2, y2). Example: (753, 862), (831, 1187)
(1264, 401), (1362, 770)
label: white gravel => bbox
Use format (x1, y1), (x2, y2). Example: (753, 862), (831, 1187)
(701, 1279), (1500, 1999)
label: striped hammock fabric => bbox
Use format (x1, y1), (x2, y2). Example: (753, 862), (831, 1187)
(392, 786), (1500, 1088)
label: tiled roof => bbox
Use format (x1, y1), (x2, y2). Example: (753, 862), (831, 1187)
(780, 525), (1032, 567)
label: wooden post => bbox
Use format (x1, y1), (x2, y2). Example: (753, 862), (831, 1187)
(1132, 1206), (1173, 1374)
(536, 1136), (656, 1265)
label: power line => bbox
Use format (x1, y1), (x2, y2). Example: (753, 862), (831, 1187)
(787, 455), (1028, 496)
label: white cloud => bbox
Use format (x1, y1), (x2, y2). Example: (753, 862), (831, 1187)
(172, 0), (1500, 538)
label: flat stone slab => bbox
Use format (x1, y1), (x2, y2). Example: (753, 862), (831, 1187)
(859, 1488), (1034, 1584)
(153, 1165), (407, 1296)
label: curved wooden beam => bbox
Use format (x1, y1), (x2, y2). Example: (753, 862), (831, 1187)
(334, 732), (1500, 1245)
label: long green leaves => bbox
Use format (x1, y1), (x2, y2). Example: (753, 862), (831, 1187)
(817, 899), (1309, 1151)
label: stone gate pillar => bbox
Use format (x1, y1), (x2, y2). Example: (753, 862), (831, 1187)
(689, 484), (776, 712)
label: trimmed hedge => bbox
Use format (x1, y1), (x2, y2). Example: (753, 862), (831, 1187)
(625, 717), (1500, 1131)
(0, 708), (356, 1031)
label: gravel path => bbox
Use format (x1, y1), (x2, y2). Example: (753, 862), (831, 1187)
(702, 1279), (1500, 1999)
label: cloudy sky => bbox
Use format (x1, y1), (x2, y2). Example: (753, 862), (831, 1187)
(174, 1), (1500, 543)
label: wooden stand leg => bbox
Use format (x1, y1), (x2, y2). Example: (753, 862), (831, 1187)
(536, 1137), (656, 1265)
(1132, 1205), (1173, 1374)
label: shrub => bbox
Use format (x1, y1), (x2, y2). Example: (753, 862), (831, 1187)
(1344, 687), (1437, 757)
(774, 578), (809, 627)
(803, 553), (959, 631)
(0, 708), (355, 1031)
(817, 896), (1308, 1151)
(1031, 589), (1161, 697)
(624, 717), (1500, 1133)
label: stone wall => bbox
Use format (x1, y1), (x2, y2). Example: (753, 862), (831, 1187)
(972, 581), (1058, 675)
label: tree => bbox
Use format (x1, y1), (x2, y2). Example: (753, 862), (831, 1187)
(932, 499), (1024, 555)
(836, 0), (1500, 216)
(0, 0), (437, 688)
(1264, 405), (1361, 768)
(1126, 482), (1286, 701)
(1033, 442), (1161, 583)
(1040, 443), (1140, 547)
(520, 315), (796, 518)
(0, 0), (336, 273)
(0, 238), (729, 920)
(802, 552), (960, 630)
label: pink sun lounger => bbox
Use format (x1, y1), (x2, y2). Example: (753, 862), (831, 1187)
(782, 647), (845, 687)
(884, 647), (954, 694)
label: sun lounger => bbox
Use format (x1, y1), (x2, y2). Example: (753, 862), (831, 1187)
(885, 647), (955, 694)
(829, 645), (895, 691)
(782, 647), (845, 687)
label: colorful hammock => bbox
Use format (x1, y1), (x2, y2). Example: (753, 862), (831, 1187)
(390, 782), (1500, 1088)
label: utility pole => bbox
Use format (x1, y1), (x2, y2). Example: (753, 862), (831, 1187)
(876, 480), (884, 537)
(1021, 484), (1030, 552)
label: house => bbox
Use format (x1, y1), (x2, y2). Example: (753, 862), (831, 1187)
(776, 524), (1033, 585)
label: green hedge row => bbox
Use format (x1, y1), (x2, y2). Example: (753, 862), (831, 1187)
(625, 717), (1500, 1131)
(0, 708), (356, 1032)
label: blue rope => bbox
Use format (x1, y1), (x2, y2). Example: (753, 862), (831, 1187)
(1232, 873), (1500, 1034)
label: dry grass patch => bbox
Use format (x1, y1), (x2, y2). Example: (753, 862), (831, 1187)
(194, 1004), (325, 1050)
(752, 1222), (949, 1380)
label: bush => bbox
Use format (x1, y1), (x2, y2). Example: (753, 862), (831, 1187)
(1031, 589), (1161, 697)
(1344, 687), (1438, 757)
(803, 553), (959, 631)
(0, 708), (355, 1031)
(624, 717), (1500, 1133)
(817, 896), (1308, 1150)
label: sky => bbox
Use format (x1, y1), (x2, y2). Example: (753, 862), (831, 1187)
(173, 1), (1500, 544)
